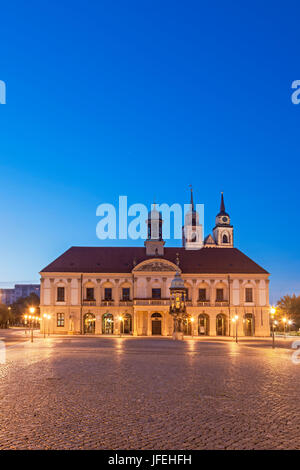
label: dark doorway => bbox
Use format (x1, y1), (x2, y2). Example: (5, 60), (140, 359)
(244, 313), (254, 336)
(216, 314), (227, 336)
(151, 312), (162, 335)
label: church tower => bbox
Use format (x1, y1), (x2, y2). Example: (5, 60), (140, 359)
(213, 192), (233, 247)
(144, 204), (165, 256)
(182, 187), (203, 250)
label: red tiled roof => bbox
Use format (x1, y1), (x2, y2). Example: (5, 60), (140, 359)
(40, 246), (269, 275)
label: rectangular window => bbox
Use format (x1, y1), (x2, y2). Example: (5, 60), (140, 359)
(57, 287), (65, 302)
(104, 288), (112, 301)
(122, 288), (130, 301)
(152, 288), (161, 299)
(245, 288), (253, 302)
(57, 313), (65, 327)
(216, 289), (224, 302)
(86, 288), (95, 300)
(198, 288), (206, 301)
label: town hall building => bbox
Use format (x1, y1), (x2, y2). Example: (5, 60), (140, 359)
(40, 193), (270, 337)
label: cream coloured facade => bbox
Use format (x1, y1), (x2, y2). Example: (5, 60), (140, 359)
(40, 193), (271, 337)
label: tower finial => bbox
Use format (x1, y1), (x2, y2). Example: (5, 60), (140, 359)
(220, 192), (225, 213)
(189, 184), (194, 211)
(176, 252), (180, 267)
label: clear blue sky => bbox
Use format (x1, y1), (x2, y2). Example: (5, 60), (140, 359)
(0, 0), (299, 303)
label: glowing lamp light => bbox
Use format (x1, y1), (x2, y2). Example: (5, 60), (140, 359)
(282, 318), (287, 323)
(190, 317), (194, 322)
(288, 320), (293, 325)
(270, 307), (276, 315)
(29, 307), (35, 314)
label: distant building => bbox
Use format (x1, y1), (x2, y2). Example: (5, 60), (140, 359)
(0, 284), (40, 305)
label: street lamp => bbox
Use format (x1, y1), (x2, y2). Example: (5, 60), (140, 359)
(119, 316), (123, 337)
(29, 307), (35, 342)
(270, 307), (276, 348)
(282, 317), (287, 338)
(47, 315), (51, 336)
(43, 313), (47, 338)
(232, 315), (239, 343)
(190, 317), (194, 338)
(288, 319), (293, 335)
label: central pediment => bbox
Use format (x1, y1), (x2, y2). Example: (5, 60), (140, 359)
(134, 259), (178, 272)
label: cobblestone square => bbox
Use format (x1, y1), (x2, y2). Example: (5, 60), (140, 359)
(0, 333), (299, 450)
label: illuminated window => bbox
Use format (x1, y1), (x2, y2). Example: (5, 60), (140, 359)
(57, 313), (64, 327)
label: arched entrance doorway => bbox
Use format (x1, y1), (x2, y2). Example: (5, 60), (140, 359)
(244, 313), (254, 336)
(216, 314), (227, 336)
(102, 313), (114, 334)
(83, 313), (95, 334)
(183, 317), (192, 335)
(198, 314), (209, 335)
(151, 312), (162, 335)
(121, 313), (132, 334)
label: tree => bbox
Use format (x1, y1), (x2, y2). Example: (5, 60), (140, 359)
(0, 304), (13, 328)
(10, 293), (40, 325)
(276, 294), (300, 329)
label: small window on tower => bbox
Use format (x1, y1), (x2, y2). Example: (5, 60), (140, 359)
(223, 234), (228, 243)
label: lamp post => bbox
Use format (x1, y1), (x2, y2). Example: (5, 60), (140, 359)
(43, 313), (47, 338)
(190, 317), (194, 338)
(270, 307), (276, 349)
(288, 319), (293, 335)
(47, 315), (51, 336)
(29, 307), (35, 342)
(232, 315), (239, 343)
(282, 317), (287, 338)
(119, 316), (123, 337)
(24, 314), (28, 334)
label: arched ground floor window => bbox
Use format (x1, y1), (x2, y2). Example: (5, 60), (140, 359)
(244, 313), (255, 336)
(216, 313), (227, 336)
(83, 313), (95, 334)
(121, 313), (132, 334)
(102, 313), (114, 334)
(183, 317), (192, 335)
(151, 312), (162, 335)
(198, 314), (209, 335)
